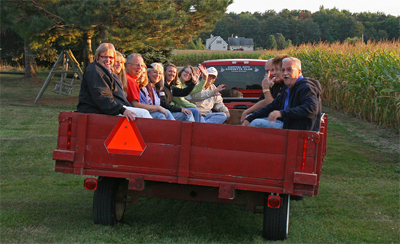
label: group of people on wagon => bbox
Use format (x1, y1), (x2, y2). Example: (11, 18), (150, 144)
(77, 43), (228, 124)
(77, 43), (321, 132)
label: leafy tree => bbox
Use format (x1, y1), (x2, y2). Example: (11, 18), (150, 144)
(380, 16), (400, 40)
(298, 19), (321, 44)
(195, 38), (206, 50)
(274, 33), (286, 50)
(263, 16), (290, 38)
(265, 35), (277, 49)
(1, 0), (233, 75)
(138, 46), (173, 66)
(285, 39), (293, 48)
(1, 0), (54, 78)
(238, 16), (262, 48)
(364, 27), (378, 41)
(187, 41), (197, 50)
(186, 38), (206, 50)
(377, 30), (389, 40)
(0, 29), (24, 67)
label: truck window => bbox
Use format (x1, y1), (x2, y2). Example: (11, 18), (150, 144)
(211, 65), (265, 90)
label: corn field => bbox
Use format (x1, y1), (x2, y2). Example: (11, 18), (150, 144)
(276, 41), (400, 131)
(172, 41), (400, 130)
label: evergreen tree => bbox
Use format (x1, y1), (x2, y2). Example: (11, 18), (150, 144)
(1, 0), (233, 74)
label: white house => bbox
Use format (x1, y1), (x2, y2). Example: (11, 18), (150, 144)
(206, 35), (228, 51)
(228, 36), (254, 51)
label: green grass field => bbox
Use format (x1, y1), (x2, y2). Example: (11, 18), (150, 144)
(1, 75), (399, 243)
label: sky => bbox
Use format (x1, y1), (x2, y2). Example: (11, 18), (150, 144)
(226, 0), (400, 16)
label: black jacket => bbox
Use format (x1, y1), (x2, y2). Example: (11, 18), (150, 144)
(246, 77), (322, 131)
(160, 82), (195, 112)
(77, 62), (131, 115)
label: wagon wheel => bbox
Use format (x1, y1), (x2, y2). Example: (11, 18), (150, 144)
(93, 177), (128, 225)
(262, 193), (290, 240)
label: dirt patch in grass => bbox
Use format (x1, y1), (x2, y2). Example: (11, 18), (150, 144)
(323, 107), (399, 155)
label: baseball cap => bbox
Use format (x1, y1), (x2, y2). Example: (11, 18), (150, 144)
(206, 67), (218, 77)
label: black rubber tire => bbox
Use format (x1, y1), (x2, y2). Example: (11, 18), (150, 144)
(93, 177), (127, 225)
(262, 193), (290, 240)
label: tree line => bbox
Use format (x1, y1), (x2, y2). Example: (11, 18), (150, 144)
(1, 1), (399, 77)
(1, 0), (232, 77)
(199, 6), (399, 49)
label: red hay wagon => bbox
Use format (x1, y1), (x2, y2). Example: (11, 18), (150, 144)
(53, 111), (328, 240)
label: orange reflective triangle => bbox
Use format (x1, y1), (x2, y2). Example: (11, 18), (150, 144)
(104, 117), (146, 155)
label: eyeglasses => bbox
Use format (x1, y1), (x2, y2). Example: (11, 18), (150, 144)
(127, 63), (145, 68)
(182, 70), (192, 75)
(100, 55), (114, 60)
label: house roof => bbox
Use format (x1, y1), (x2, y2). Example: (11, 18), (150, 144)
(207, 36), (219, 44)
(207, 36), (228, 46)
(228, 37), (254, 46)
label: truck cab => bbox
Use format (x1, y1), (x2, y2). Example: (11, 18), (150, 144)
(202, 59), (268, 109)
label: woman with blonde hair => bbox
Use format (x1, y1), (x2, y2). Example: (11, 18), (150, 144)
(77, 43), (151, 120)
(140, 63), (189, 121)
(138, 63), (175, 120)
(113, 51), (127, 95)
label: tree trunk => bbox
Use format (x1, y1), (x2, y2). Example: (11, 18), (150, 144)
(83, 32), (94, 69)
(24, 39), (37, 78)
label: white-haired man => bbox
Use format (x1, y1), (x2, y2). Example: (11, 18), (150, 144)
(243, 57), (322, 131)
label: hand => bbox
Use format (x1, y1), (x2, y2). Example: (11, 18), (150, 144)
(240, 110), (249, 123)
(242, 120), (250, 126)
(181, 108), (192, 115)
(198, 65), (208, 81)
(123, 109), (137, 121)
(268, 110), (282, 122)
(214, 84), (225, 96)
(262, 71), (274, 89)
(191, 68), (201, 85)
(157, 106), (168, 118)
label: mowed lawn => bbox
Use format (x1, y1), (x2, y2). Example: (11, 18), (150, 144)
(1, 75), (399, 243)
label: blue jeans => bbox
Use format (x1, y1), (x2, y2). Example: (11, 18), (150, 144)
(186, 107), (201, 122)
(249, 118), (284, 129)
(171, 112), (195, 122)
(201, 112), (227, 124)
(150, 110), (175, 120)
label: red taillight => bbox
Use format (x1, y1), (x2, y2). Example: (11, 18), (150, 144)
(268, 195), (281, 208)
(302, 136), (308, 170)
(84, 178), (97, 191)
(67, 117), (72, 149)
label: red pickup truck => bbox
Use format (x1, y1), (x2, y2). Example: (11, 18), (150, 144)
(202, 59), (268, 109)
(53, 111), (328, 240)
